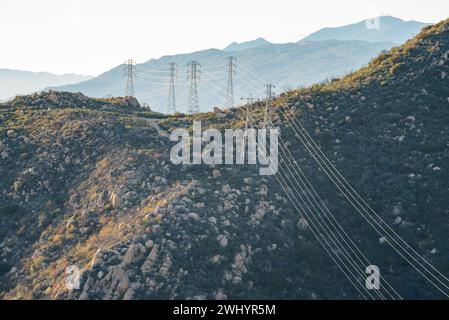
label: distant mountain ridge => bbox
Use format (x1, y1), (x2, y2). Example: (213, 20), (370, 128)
(0, 69), (92, 101)
(223, 38), (272, 52)
(301, 16), (429, 44)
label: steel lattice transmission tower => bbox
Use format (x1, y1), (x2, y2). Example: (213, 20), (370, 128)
(123, 59), (137, 97)
(240, 94), (255, 127)
(263, 84), (276, 127)
(187, 61), (201, 114)
(167, 62), (178, 115)
(226, 56), (237, 108)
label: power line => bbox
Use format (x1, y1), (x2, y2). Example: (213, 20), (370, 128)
(238, 93), (376, 299)
(230, 72), (401, 299)
(240, 66), (449, 297)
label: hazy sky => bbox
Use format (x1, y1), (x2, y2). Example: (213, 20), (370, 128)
(1, 0), (448, 76)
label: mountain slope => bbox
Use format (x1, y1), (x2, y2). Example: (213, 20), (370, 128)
(279, 19), (449, 297)
(0, 18), (448, 300)
(301, 16), (428, 44)
(0, 69), (92, 101)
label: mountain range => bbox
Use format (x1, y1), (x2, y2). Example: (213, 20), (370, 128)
(0, 69), (92, 101)
(47, 16), (428, 114)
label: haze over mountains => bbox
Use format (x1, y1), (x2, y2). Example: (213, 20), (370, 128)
(2, 16), (429, 113)
(0, 69), (92, 101)
(49, 16), (429, 113)
(51, 40), (392, 113)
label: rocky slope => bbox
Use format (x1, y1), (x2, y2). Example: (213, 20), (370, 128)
(280, 18), (449, 298)
(0, 18), (448, 300)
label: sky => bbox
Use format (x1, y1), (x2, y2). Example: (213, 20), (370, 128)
(0, 0), (448, 76)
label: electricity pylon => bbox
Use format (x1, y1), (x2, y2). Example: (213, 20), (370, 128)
(167, 62), (178, 115)
(187, 61), (201, 114)
(263, 84), (276, 127)
(226, 56), (236, 108)
(240, 94), (255, 127)
(124, 59), (137, 97)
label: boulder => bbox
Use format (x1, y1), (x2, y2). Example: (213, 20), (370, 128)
(297, 218), (309, 231)
(142, 245), (159, 273)
(110, 192), (122, 209)
(188, 212), (200, 221)
(122, 245), (138, 265)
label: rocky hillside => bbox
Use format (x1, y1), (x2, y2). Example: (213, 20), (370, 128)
(0, 18), (448, 300)
(280, 18), (449, 298)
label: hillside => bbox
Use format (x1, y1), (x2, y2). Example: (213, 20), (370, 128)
(0, 69), (92, 101)
(301, 16), (428, 44)
(0, 18), (448, 300)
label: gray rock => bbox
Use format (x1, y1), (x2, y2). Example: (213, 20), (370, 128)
(188, 212), (200, 221)
(208, 217), (217, 225)
(297, 218), (309, 231)
(215, 289), (228, 300)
